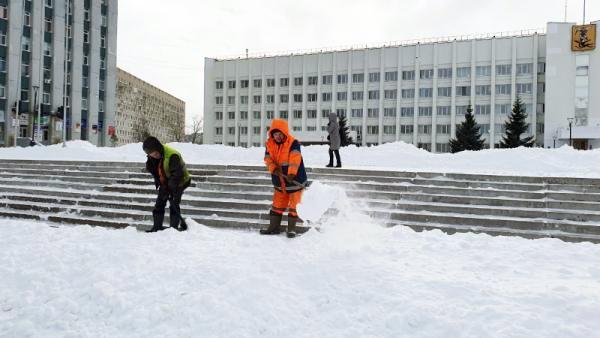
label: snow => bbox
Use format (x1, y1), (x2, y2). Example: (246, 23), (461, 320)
(1, 215), (599, 337)
(2, 141), (600, 336)
(2, 140), (600, 178)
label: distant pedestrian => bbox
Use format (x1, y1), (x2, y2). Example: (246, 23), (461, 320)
(143, 136), (192, 232)
(326, 112), (342, 168)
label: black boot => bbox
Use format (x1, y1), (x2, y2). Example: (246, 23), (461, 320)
(326, 149), (334, 167)
(287, 216), (297, 238)
(147, 209), (166, 232)
(334, 150), (342, 168)
(260, 212), (282, 235)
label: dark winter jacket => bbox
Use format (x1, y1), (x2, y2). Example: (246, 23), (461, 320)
(146, 145), (191, 193)
(327, 113), (341, 150)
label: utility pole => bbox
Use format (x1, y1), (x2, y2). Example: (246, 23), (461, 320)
(14, 0), (26, 147)
(37, 0), (44, 143)
(583, 0), (586, 24)
(62, 0), (70, 147)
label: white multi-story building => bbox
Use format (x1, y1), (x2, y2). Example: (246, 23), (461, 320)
(204, 20), (599, 151)
(0, 0), (118, 147)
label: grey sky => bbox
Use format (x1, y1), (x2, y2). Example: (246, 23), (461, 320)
(117, 0), (599, 130)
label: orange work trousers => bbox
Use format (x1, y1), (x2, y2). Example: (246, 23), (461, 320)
(271, 189), (303, 217)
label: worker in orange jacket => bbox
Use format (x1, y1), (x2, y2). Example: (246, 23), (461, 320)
(261, 119), (308, 238)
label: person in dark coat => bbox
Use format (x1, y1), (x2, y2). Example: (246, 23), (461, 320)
(143, 136), (192, 232)
(326, 112), (342, 168)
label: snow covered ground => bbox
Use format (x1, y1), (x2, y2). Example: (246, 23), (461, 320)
(2, 141), (600, 336)
(2, 140), (600, 178)
(1, 216), (600, 337)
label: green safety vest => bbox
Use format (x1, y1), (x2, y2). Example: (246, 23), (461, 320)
(162, 145), (191, 186)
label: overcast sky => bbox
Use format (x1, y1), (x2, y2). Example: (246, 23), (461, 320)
(117, 0), (599, 130)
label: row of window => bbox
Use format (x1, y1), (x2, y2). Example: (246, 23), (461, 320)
(213, 103), (536, 121)
(215, 123), (530, 136)
(216, 82), (535, 105)
(216, 63), (543, 89)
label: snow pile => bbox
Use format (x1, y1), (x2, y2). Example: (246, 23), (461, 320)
(2, 141), (600, 177)
(296, 181), (345, 224)
(1, 218), (599, 337)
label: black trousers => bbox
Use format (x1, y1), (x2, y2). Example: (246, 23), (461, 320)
(328, 149), (341, 165)
(153, 181), (190, 228)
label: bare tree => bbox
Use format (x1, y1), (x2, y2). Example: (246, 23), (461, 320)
(132, 116), (151, 142)
(167, 115), (185, 142)
(190, 116), (203, 144)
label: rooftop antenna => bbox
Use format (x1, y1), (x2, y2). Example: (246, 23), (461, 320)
(564, 0), (568, 22)
(582, 0), (586, 24)
(245, 48), (249, 58)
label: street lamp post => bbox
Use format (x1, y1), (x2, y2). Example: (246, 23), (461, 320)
(32, 85), (39, 143)
(567, 117), (574, 147)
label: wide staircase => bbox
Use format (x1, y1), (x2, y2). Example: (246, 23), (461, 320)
(0, 159), (599, 243)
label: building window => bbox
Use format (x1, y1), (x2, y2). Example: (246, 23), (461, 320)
(293, 110), (302, 119)
(266, 111), (274, 119)
(240, 111), (248, 120)
(82, 76), (89, 88)
(337, 74), (347, 84)
(240, 80), (249, 88)
(100, 36), (106, 48)
(84, 9), (90, 21)
(516, 83), (533, 94)
(337, 92), (347, 101)
(227, 96), (235, 105)
(322, 92), (332, 102)
(280, 94), (288, 103)
(279, 111), (288, 119)
(437, 106), (451, 116)
(383, 125), (396, 134)
(456, 105), (469, 115)
(0, 6), (6, 19)
(293, 94), (303, 103)
(368, 90), (379, 100)
(228, 127), (235, 135)
(294, 77), (303, 86)
(307, 110), (317, 119)
(438, 68), (452, 79)
(215, 111), (223, 120)
(215, 96), (223, 105)
(352, 73), (364, 83)
(253, 79), (262, 88)
(369, 72), (380, 82)
(266, 78), (275, 87)
(437, 87), (451, 97)
(436, 143), (450, 153)
(455, 86), (470, 96)
(21, 63), (30, 76)
(400, 125), (414, 134)
(400, 107), (414, 117)
(0, 32), (6, 46)
(308, 76), (317, 86)
(367, 108), (379, 118)
(496, 64), (512, 76)
(0, 85), (5, 98)
(266, 95), (275, 104)
(228, 80), (236, 89)
(82, 98), (88, 110)
(420, 69), (433, 80)
(418, 125), (432, 134)
(253, 111), (261, 119)
(24, 12), (31, 26)
(401, 89), (414, 98)
(367, 126), (379, 135)
(102, 15), (108, 27)
(419, 88), (433, 98)
(322, 75), (332, 85)
(351, 108), (363, 118)
(456, 67), (471, 78)
(384, 89), (397, 100)
(517, 63), (533, 75)
(228, 111), (235, 119)
(336, 108), (346, 117)
(402, 70), (415, 80)
(44, 42), (52, 56)
(436, 124), (451, 134)
(418, 107), (432, 116)
(280, 78), (289, 87)
(476, 65), (491, 77)
(307, 93), (317, 102)
(43, 92), (50, 104)
(84, 31), (90, 44)
(22, 36), (31, 51)
(495, 104), (511, 114)
(99, 100), (105, 112)
(240, 96), (248, 104)
(475, 85), (491, 96)
(216, 81), (223, 89)
(352, 91), (363, 101)
(385, 71), (398, 82)
(383, 107), (396, 117)
(321, 109), (331, 118)
(475, 104), (491, 115)
(100, 58), (106, 69)
(0, 57), (5, 72)
(215, 127), (222, 135)
(495, 84), (511, 95)
(253, 95), (261, 104)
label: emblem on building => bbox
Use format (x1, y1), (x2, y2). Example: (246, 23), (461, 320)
(572, 24), (596, 51)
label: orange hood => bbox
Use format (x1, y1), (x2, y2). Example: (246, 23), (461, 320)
(268, 119), (292, 140)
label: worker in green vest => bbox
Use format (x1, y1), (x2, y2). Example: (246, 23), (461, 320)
(143, 136), (192, 232)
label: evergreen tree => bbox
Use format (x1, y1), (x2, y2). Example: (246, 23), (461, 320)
(449, 105), (485, 153)
(338, 115), (353, 146)
(499, 96), (535, 148)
